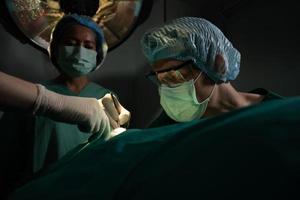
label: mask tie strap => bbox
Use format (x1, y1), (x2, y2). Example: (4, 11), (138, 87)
(193, 71), (203, 83)
(194, 71), (215, 101)
(208, 83), (216, 100)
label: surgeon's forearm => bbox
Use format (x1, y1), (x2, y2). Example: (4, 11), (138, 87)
(0, 71), (38, 111)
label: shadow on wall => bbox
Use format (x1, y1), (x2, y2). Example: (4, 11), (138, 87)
(0, 25), (58, 82)
(224, 0), (300, 96)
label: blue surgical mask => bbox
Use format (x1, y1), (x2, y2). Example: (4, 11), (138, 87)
(159, 72), (215, 122)
(57, 46), (97, 77)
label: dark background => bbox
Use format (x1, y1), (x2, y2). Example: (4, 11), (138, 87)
(1, 0), (300, 128)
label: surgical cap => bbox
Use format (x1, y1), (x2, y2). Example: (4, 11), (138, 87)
(49, 14), (108, 71)
(141, 17), (241, 83)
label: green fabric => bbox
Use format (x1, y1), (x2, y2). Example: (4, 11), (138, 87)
(149, 88), (284, 128)
(9, 96), (300, 200)
(0, 81), (110, 197)
(33, 81), (111, 172)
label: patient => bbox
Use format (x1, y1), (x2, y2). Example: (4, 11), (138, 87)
(0, 14), (129, 196)
(141, 17), (283, 127)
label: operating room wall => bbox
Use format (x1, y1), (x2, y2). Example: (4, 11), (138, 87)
(1, 0), (300, 127)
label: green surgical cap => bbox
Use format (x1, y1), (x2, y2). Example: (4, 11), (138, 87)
(141, 17), (241, 83)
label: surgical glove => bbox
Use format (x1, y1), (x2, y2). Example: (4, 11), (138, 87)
(99, 93), (131, 138)
(32, 84), (111, 134)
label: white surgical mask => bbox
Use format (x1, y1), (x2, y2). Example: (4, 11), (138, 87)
(57, 45), (97, 77)
(159, 72), (215, 122)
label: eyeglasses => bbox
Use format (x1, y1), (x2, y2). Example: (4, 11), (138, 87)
(145, 60), (193, 85)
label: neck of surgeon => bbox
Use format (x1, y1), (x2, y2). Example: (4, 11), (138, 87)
(203, 82), (264, 117)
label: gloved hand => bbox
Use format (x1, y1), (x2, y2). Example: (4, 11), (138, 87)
(32, 84), (111, 134)
(98, 93), (131, 139)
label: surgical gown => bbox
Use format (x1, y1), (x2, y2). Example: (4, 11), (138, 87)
(0, 80), (112, 196)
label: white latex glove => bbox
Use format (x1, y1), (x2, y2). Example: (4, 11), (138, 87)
(98, 93), (131, 139)
(32, 84), (111, 134)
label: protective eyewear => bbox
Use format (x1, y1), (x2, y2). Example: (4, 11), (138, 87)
(145, 60), (193, 85)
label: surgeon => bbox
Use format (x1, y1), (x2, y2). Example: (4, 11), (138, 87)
(0, 14), (130, 195)
(141, 17), (283, 127)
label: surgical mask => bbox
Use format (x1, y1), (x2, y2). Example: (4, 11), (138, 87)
(159, 72), (215, 122)
(57, 45), (97, 77)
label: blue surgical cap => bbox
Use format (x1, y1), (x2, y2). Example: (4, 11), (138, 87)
(49, 14), (108, 71)
(141, 17), (241, 83)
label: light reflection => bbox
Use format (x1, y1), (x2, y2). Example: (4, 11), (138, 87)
(6, 0), (143, 50)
